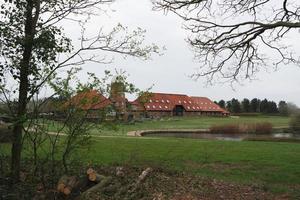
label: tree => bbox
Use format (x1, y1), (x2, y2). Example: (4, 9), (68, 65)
(226, 100), (232, 112)
(231, 98), (241, 113)
(278, 101), (288, 116)
(0, 0), (159, 181)
(218, 100), (225, 109)
(267, 101), (278, 113)
(260, 99), (269, 113)
(250, 98), (260, 113)
(287, 102), (300, 115)
(241, 98), (250, 113)
(154, 0), (300, 83)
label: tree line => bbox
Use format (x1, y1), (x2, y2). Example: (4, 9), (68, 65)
(215, 98), (298, 116)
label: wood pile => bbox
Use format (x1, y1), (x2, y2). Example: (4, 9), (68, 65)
(56, 167), (152, 199)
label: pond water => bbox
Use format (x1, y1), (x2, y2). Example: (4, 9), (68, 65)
(143, 132), (300, 142)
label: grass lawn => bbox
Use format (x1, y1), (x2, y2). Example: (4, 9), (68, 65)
(88, 115), (291, 135)
(2, 115), (298, 197)
(76, 137), (300, 195)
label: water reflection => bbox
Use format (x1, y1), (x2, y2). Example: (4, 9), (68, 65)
(143, 132), (300, 141)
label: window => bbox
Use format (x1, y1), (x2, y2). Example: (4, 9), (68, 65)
(153, 105), (156, 108)
(149, 99), (152, 103)
(166, 100), (170, 103)
(197, 107), (199, 109)
(159, 105), (162, 109)
(184, 101), (187, 103)
(165, 106), (168, 109)
(162, 100), (165, 103)
(147, 105), (150, 108)
(156, 100), (159, 103)
(192, 106), (195, 109)
(179, 100), (181, 103)
(189, 101), (192, 104)
(187, 106), (190, 109)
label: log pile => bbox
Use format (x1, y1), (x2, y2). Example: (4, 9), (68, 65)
(57, 167), (153, 199)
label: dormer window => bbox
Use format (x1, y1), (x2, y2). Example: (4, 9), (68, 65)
(149, 99), (152, 103)
(153, 105), (156, 108)
(165, 106), (168, 109)
(162, 100), (165, 103)
(166, 100), (170, 103)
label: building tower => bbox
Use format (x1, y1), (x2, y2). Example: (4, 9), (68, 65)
(110, 76), (127, 119)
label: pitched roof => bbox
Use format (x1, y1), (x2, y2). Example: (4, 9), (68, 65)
(132, 92), (227, 113)
(67, 90), (111, 110)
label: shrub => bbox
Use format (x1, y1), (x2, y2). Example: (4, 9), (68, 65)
(290, 114), (300, 134)
(209, 122), (273, 134)
(254, 122), (273, 134)
(210, 124), (240, 134)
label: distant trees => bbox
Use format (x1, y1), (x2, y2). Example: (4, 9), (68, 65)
(217, 98), (294, 115)
(231, 99), (241, 113)
(278, 101), (288, 116)
(241, 99), (250, 113)
(250, 98), (260, 113)
(218, 100), (225, 109)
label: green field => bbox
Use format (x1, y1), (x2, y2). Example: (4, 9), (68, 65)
(78, 137), (300, 195)
(81, 115), (291, 136)
(1, 115), (299, 196)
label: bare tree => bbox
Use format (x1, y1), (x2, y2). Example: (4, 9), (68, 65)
(0, 0), (160, 181)
(154, 0), (300, 84)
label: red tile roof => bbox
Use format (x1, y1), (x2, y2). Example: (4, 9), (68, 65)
(132, 92), (228, 113)
(67, 90), (111, 110)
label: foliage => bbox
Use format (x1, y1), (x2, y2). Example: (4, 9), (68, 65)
(290, 114), (300, 134)
(241, 98), (250, 113)
(0, 0), (160, 180)
(209, 122), (273, 134)
(278, 101), (289, 116)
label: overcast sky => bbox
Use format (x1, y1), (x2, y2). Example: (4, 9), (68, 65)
(63, 0), (300, 105)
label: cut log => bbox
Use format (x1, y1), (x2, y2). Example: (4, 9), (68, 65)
(88, 172), (106, 183)
(116, 166), (125, 177)
(79, 176), (113, 200)
(63, 176), (78, 195)
(86, 167), (95, 175)
(137, 167), (152, 184)
(57, 175), (70, 193)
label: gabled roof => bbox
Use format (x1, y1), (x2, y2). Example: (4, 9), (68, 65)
(190, 96), (224, 112)
(132, 92), (227, 113)
(67, 90), (111, 110)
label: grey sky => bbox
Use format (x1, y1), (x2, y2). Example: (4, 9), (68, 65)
(63, 0), (300, 105)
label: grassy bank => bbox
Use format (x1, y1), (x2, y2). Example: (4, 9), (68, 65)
(43, 115), (291, 136)
(74, 137), (300, 194)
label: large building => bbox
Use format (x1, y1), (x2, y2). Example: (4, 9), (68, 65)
(130, 92), (229, 118)
(67, 89), (229, 120)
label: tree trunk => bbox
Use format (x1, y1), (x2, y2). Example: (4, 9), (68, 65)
(11, 0), (38, 181)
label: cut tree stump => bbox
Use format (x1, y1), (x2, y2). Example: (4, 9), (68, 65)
(78, 176), (113, 200)
(88, 173), (106, 183)
(57, 175), (70, 193)
(87, 168), (106, 183)
(63, 176), (78, 195)
(137, 167), (152, 184)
